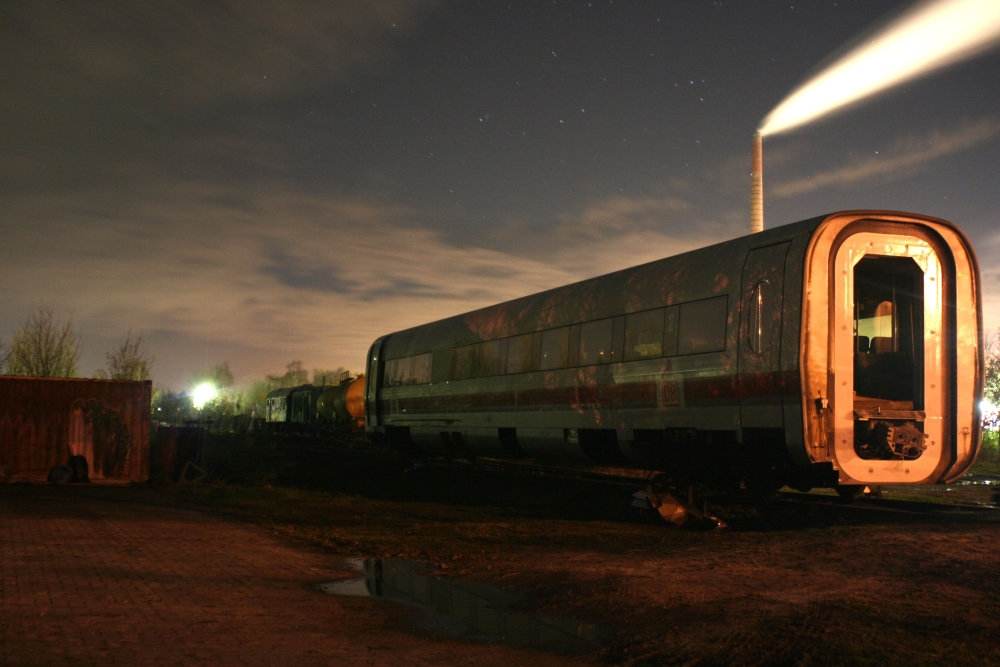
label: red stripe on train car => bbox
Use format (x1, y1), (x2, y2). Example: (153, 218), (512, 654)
(379, 370), (800, 416)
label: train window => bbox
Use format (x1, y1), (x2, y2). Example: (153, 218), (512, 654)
(498, 339), (509, 375)
(478, 340), (502, 377)
(856, 300), (894, 350)
(578, 318), (613, 365)
(853, 255), (924, 404)
(539, 327), (570, 370)
(664, 306), (679, 357)
(678, 296), (728, 355)
(624, 308), (665, 361)
(450, 345), (477, 381)
(410, 352), (432, 384)
(385, 357), (409, 387)
(505, 332), (540, 374)
(386, 352), (433, 386)
(610, 316), (626, 362)
(566, 325), (580, 367)
(747, 281), (776, 355)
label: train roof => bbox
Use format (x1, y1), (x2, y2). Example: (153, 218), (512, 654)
(377, 213), (832, 358)
(266, 387), (294, 399)
(376, 210), (976, 361)
(266, 384), (328, 400)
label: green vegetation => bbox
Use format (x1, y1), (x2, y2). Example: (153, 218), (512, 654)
(2, 306), (81, 377)
(980, 328), (1000, 465)
(191, 361), (235, 389)
(0, 305), (159, 383)
(96, 329), (153, 380)
(152, 362), (247, 426)
(151, 360), (351, 428)
(981, 430), (999, 467)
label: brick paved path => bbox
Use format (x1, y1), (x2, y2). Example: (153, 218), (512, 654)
(0, 486), (581, 667)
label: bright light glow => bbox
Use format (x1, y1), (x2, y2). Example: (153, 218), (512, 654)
(759, 0), (1000, 136)
(192, 382), (217, 410)
(982, 400), (999, 430)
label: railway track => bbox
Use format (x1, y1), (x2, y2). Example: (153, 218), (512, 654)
(273, 436), (658, 486)
(776, 490), (1000, 519)
(272, 436), (1000, 520)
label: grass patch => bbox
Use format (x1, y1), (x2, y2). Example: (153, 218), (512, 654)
(971, 460), (1000, 476)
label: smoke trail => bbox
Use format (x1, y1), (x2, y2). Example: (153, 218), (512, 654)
(759, 0), (1000, 136)
(770, 118), (1000, 197)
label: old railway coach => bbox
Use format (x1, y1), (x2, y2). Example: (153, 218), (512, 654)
(364, 211), (983, 491)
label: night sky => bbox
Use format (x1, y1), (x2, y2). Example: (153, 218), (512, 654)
(3, 0), (998, 388)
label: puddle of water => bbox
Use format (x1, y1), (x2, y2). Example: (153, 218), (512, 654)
(317, 558), (370, 596)
(318, 558), (604, 653)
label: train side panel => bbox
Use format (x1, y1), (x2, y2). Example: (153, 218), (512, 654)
(365, 221), (821, 482)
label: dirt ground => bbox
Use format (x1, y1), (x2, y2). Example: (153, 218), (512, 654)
(0, 483), (582, 667)
(179, 449), (1000, 666)
(4, 450), (1000, 666)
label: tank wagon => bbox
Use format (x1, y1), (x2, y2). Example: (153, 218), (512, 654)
(363, 211), (983, 491)
(265, 374), (365, 434)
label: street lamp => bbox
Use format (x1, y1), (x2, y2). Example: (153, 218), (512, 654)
(192, 382), (217, 410)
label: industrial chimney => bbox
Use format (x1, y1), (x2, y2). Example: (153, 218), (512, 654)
(750, 133), (764, 233)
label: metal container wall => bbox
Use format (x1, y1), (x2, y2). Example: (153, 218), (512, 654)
(0, 376), (151, 483)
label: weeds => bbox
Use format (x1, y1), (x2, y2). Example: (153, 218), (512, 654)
(980, 429), (999, 465)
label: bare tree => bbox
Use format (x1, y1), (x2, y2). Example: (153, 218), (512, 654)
(0, 337), (10, 375)
(104, 329), (154, 381)
(267, 361), (308, 388)
(312, 366), (347, 386)
(6, 306), (81, 378)
(210, 361), (234, 388)
(192, 361), (234, 388)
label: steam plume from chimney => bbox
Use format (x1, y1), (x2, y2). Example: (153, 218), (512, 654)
(758, 0), (1000, 137)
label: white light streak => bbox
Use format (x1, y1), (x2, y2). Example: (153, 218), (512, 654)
(759, 0), (1000, 136)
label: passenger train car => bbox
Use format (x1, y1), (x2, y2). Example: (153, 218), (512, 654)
(362, 211), (983, 491)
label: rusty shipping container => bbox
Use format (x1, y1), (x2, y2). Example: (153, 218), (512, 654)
(0, 377), (151, 483)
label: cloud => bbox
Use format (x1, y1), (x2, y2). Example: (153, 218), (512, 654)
(771, 118), (1000, 197)
(1, 1), (441, 106)
(0, 185), (560, 384)
(0, 0), (444, 193)
(978, 232), (1000, 334)
(0, 182), (733, 386)
(489, 193), (733, 268)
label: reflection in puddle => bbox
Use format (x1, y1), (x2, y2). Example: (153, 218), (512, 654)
(319, 558), (604, 652)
